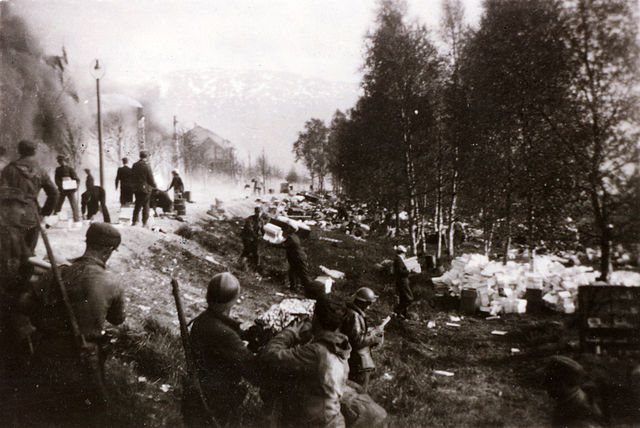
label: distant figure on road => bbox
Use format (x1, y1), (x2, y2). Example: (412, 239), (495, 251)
(393, 245), (413, 317)
(115, 157), (133, 206)
(81, 169), (111, 223)
(131, 151), (157, 227)
(53, 155), (80, 222)
(240, 206), (265, 270)
(166, 169), (184, 199)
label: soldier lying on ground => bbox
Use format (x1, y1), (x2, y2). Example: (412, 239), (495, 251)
(182, 272), (260, 427)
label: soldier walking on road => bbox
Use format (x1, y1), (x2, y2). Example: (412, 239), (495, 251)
(240, 206), (265, 270)
(182, 273), (258, 427)
(53, 155), (80, 222)
(393, 245), (413, 317)
(115, 157), (133, 206)
(18, 223), (125, 425)
(342, 287), (384, 392)
(131, 151), (157, 227)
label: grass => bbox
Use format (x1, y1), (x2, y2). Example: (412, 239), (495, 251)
(64, 217), (640, 427)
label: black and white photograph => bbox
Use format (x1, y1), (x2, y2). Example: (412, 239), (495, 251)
(0, 0), (639, 426)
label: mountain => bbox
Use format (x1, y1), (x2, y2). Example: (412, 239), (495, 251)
(151, 68), (360, 168)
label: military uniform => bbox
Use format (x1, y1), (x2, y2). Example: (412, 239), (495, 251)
(240, 213), (264, 268)
(131, 154), (157, 226)
(261, 322), (352, 428)
(393, 253), (413, 316)
(0, 151), (58, 253)
(284, 233), (312, 291)
(115, 164), (133, 205)
(342, 302), (379, 390)
(183, 309), (257, 427)
(19, 224), (125, 423)
(54, 163), (80, 221)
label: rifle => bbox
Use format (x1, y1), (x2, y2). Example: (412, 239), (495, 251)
(171, 278), (220, 428)
(35, 214), (108, 405)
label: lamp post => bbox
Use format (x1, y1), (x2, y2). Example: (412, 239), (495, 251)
(90, 59), (105, 187)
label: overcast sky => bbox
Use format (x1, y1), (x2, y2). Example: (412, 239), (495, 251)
(13, 0), (483, 86)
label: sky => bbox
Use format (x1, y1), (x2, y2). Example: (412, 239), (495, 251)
(11, 0), (483, 86)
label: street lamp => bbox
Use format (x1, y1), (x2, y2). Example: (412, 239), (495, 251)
(90, 59), (105, 187)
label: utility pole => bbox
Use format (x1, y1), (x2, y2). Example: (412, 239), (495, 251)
(90, 59), (105, 187)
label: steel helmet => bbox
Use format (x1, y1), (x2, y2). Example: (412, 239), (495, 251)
(206, 272), (240, 304)
(354, 287), (377, 304)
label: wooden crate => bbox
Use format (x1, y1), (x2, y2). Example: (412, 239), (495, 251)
(578, 285), (640, 354)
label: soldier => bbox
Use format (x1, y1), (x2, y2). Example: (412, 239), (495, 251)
(544, 356), (605, 428)
(115, 157), (133, 206)
(20, 222), (125, 423)
(166, 169), (184, 199)
(240, 206), (265, 270)
(261, 295), (352, 428)
(282, 223), (312, 292)
(131, 151), (157, 227)
(393, 245), (413, 317)
(82, 169), (111, 223)
(53, 155), (81, 222)
(182, 272), (258, 427)
(0, 140), (58, 253)
(342, 287), (384, 392)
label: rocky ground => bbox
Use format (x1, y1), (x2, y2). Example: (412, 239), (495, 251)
(31, 197), (640, 427)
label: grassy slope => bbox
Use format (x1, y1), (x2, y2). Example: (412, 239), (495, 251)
(50, 213), (638, 427)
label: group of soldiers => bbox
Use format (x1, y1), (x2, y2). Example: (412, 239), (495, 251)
(184, 272), (387, 427)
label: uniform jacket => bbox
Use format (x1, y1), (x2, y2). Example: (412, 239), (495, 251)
(393, 254), (409, 285)
(167, 176), (184, 194)
(342, 303), (377, 372)
(0, 157), (58, 227)
(190, 309), (257, 394)
(29, 255), (125, 340)
(284, 233), (307, 268)
(242, 214), (264, 243)
(115, 166), (133, 190)
(262, 323), (352, 428)
(131, 159), (157, 194)
(54, 165), (80, 190)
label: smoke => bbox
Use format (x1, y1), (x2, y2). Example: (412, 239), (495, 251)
(0, 2), (84, 167)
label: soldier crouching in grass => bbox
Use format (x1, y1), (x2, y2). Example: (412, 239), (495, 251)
(260, 295), (352, 427)
(182, 272), (260, 427)
(16, 223), (125, 426)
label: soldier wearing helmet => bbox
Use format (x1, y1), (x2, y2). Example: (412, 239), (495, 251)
(341, 287), (384, 392)
(182, 273), (258, 427)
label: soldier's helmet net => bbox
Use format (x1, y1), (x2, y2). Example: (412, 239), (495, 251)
(86, 222), (121, 250)
(314, 295), (347, 331)
(354, 287), (377, 304)
(207, 272), (240, 305)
